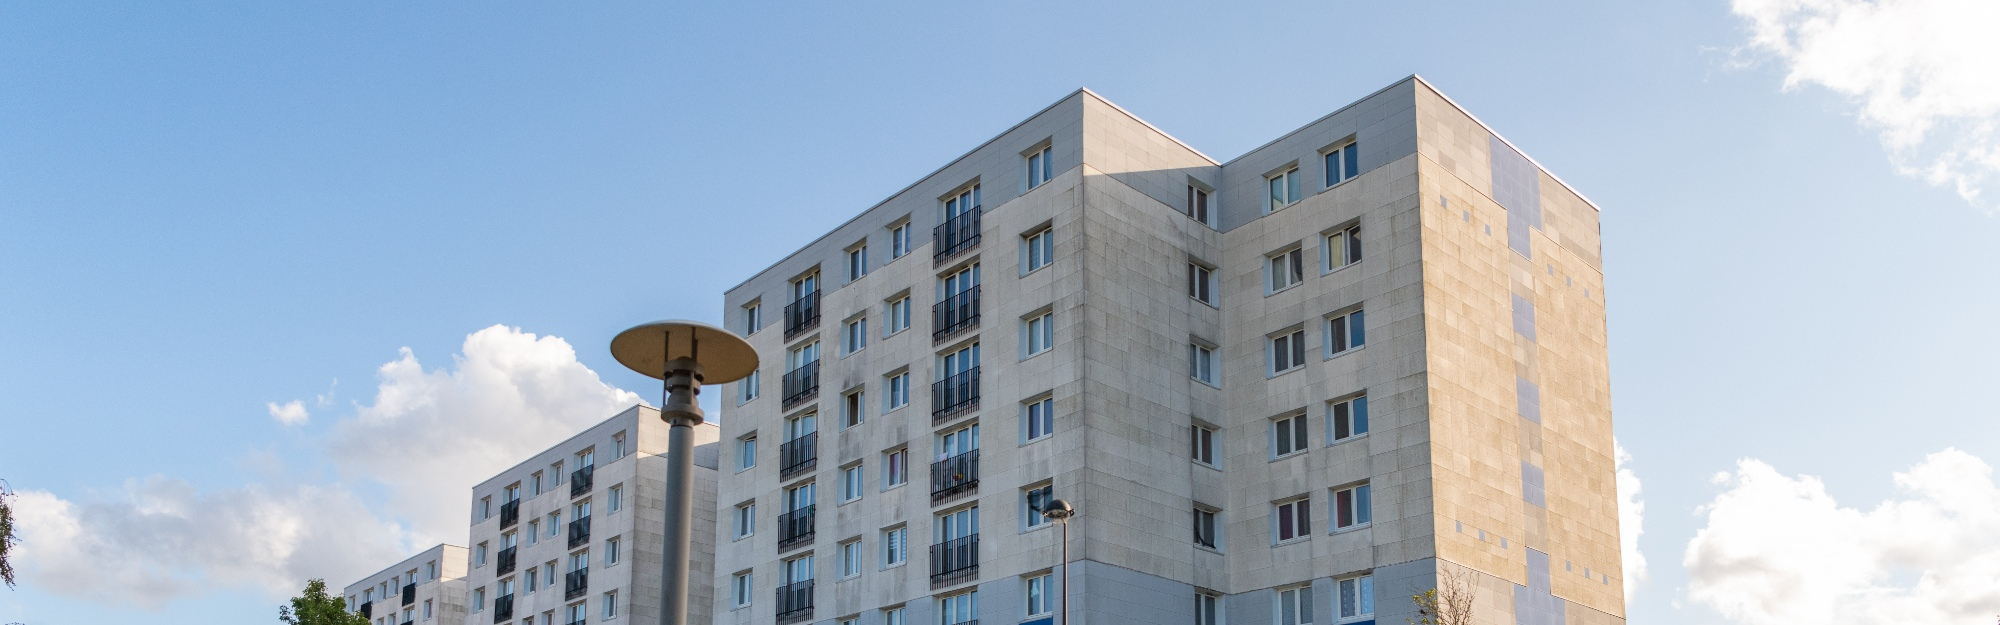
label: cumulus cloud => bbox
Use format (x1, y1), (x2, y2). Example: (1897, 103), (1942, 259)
(266, 399), (309, 426)
(1614, 440), (1646, 600)
(1684, 448), (2000, 624)
(13, 325), (643, 607)
(1732, 0), (2000, 212)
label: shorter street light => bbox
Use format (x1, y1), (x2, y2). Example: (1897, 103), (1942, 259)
(1040, 498), (1075, 625)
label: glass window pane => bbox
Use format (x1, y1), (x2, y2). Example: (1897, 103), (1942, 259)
(1354, 397), (1369, 434)
(1351, 310), (1366, 347)
(1345, 145), (1359, 179)
(1357, 485), (1372, 524)
(1333, 402), (1350, 440)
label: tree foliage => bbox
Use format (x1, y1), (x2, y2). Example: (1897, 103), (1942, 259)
(1408, 566), (1476, 625)
(1, 480), (18, 589)
(280, 579), (367, 625)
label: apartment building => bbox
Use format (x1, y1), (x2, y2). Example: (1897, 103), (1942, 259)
(345, 544), (469, 625)
(715, 76), (1621, 625)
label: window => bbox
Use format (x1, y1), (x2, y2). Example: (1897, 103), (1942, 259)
(1329, 396), (1369, 443)
(565, 603), (585, 625)
(945, 185), (979, 219)
(531, 472), (543, 496)
(891, 223), (911, 259)
(612, 432), (627, 459)
(551, 461), (564, 486)
(788, 340), (820, 373)
(1269, 247), (1304, 292)
(1196, 593), (1222, 625)
(1025, 573), (1054, 617)
(603, 590), (619, 619)
(427, 561), (437, 581)
(605, 536), (621, 566)
(476, 542), (488, 566)
(841, 539), (863, 578)
(1324, 225), (1362, 271)
(940, 590), (978, 625)
(887, 297), (912, 334)
(1332, 484), (1372, 530)
(848, 245), (869, 281)
(1326, 310), (1366, 356)
(527, 520), (539, 546)
(526, 567), (538, 594)
(731, 572), (752, 607)
(1337, 575), (1374, 621)
(1275, 497), (1311, 543)
(1278, 585), (1314, 625)
(1191, 424), (1216, 466)
(548, 512), (561, 539)
(1025, 397), (1054, 441)
(884, 449), (908, 487)
(740, 369), (760, 402)
(843, 390), (866, 428)
(480, 496), (492, 520)
(1024, 228), (1053, 273)
(608, 485), (623, 512)
(1194, 507), (1218, 549)
(1024, 484), (1054, 529)
(844, 317), (868, 355)
(744, 302), (762, 334)
(734, 503), (755, 539)
(1027, 145), (1053, 188)
(424, 599), (433, 620)
(1186, 184), (1210, 224)
(885, 607), (906, 625)
(473, 588), (486, 613)
(1024, 312), (1053, 357)
(1273, 413), (1309, 457)
(1267, 167), (1302, 212)
(1188, 343), (1217, 385)
(886, 372), (910, 410)
(841, 464), (865, 502)
(882, 526), (907, 566)
(1324, 142), (1359, 187)
(1271, 329), (1306, 374)
(738, 435), (757, 470)
(1187, 262), (1214, 305)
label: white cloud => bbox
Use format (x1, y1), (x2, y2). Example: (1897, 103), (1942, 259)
(1684, 448), (2000, 624)
(1732, 0), (2000, 212)
(13, 325), (643, 608)
(266, 399), (309, 426)
(1615, 440), (1647, 600)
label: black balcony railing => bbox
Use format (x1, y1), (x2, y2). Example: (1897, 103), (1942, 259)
(570, 465), (593, 497)
(930, 449), (980, 501)
(779, 432), (817, 479)
(777, 505), (817, 549)
(932, 286), (981, 341)
(776, 580), (815, 622)
(401, 583), (415, 606)
(782, 361), (819, 408)
(784, 292), (821, 340)
(931, 367), (980, 422)
(493, 594), (514, 623)
(564, 569), (588, 601)
(359, 601), (372, 618)
(499, 499), (519, 529)
(929, 534), (980, 584)
(568, 515), (591, 549)
(402, 620), (414, 625)
(934, 206), (982, 262)
(496, 546), (517, 576)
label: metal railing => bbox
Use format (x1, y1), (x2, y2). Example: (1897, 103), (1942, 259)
(929, 534), (980, 584)
(567, 515), (591, 549)
(401, 583), (415, 606)
(564, 569), (588, 601)
(931, 367), (980, 421)
(932, 286), (980, 340)
(775, 580), (815, 622)
(570, 465), (593, 497)
(499, 499), (519, 529)
(930, 449), (980, 500)
(493, 594), (514, 623)
(933, 206), (982, 262)
(781, 361), (819, 408)
(777, 505), (816, 549)
(784, 292), (821, 340)
(779, 432), (817, 479)
(496, 546), (516, 576)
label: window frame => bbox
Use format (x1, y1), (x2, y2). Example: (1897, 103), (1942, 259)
(731, 572), (753, 608)
(1023, 311), (1054, 358)
(1325, 309), (1367, 358)
(1023, 227), (1053, 274)
(737, 434), (757, 472)
(884, 448), (908, 488)
(840, 538), (864, 579)
(1328, 395), (1369, 444)
(890, 221), (912, 259)
(1323, 225), (1362, 273)
(886, 296), (912, 335)
(1026, 145), (1054, 189)
(1189, 342), (1218, 386)
(1023, 483), (1055, 530)
(1274, 496), (1312, 544)
(841, 463), (865, 503)
(1196, 592), (1223, 625)
(1336, 575), (1375, 622)
(1024, 396), (1054, 443)
(1270, 328), (1307, 376)
(1272, 412), (1309, 459)
(842, 388), (866, 429)
(1266, 167), (1302, 214)
(1193, 506), (1220, 550)
(740, 368), (760, 403)
(1268, 246), (1305, 294)
(881, 525), (908, 568)
(1186, 183), (1212, 225)
(743, 301), (762, 334)
(1187, 261), (1216, 306)
(885, 371), (910, 411)
(734, 502), (756, 540)
(1191, 424), (1217, 467)
(1276, 584), (1314, 625)
(843, 316), (868, 356)
(848, 243), (869, 281)
(1323, 141), (1359, 188)
(1331, 483), (1373, 531)
(1025, 572), (1055, 618)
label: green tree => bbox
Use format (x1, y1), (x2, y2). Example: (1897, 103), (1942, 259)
(1, 480), (18, 589)
(280, 579), (366, 625)
(1407, 566), (1475, 625)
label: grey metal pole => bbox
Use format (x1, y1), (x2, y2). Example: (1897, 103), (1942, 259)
(1059, 518), (1069, 625)
(657, 363), (705, 625)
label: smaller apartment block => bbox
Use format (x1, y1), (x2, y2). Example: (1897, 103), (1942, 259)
(345, 544), (468, 625)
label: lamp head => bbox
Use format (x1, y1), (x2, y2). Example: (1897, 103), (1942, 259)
(1041, 498), (1075, 520)
(610, 320), (758, 383)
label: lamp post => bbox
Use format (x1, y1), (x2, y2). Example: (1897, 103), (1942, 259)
(611, 320), (757, 625)
(1040, 498), (1075, 625)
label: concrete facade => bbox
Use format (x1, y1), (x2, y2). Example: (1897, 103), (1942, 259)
(345, 544), (470, 625)
(717, 76), (1621, 625)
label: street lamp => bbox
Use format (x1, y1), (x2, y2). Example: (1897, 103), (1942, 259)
(611, 320), (757, 625)
(1040, 498), (1075, 625)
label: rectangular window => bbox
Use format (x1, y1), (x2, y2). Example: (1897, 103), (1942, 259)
(1196, 593), (1221, 625)
(424, 599), (433, 620)
(603, 590), (619, 619)
(891, 223), (911, 259)
(1333, 484), (1373, 530)
(1026, 573), (1054, 617)
(527, 520), (539, 546)
(1271, 329), (1306, 374)
(1027, 146), (1054, 188)
(732, 572), (752, 607)
(1187, 184), (1210, 224)
(887, 297), (912, 334)
(788, 340), (820, 372)
(473, 588), (485, 613)
(1275, 497), (1311, 543)
(1194, 508), (1219, 549)
(1024, 313), (1053, 357)
(848, 245), (869, 281)
(842, 390), (865, 428)
(612, 432), (627, 459)
(548, 512), (560, 538)
(886, 607), (906, 625)
(1267, 168), (1302, 213)
(1329, 396), (1369, 443)
(883, 371), (909, 410)
(605, 536), (621, 565)
(1188, 343), (1217, 385)
(842, 464), (865, 502)
(744, 303), (762, 334)
(526, 567), (538, 593)
(885, 449), (908, 487)
(844, 318), (868, 355)
(738, 435), (757, 470)
(1269, 248), (1305, 292)
(1024, 484), (1054, 529)
(1338, 575), (1374, 620)
(531, 472), (543, 496)
(1187, 262), (1214, 305)
(1273, 414), (1309, 457)
(1325, 225), (1362, 270)
(740, 369), (760, 402)
(841, 539), (863, 577)
(1024, 228), (1053, 272)
(608, 485), (622, 512)
(1025, 397), (1054, 441)
(1191, 425), (1216, 466)
(735, 503), (755, 539)
(1278, 585), (1314, 625)
(882, 526), (907, 566)
(475, 542), (488, 566)
(1327, 310), (1367, 356)
(940, 591), (978, 625)
(1324, 142), (1359, 187)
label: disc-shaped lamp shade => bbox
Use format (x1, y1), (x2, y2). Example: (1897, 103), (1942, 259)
(1041, 498), (1075, 520)
(610, 320), (759, 384)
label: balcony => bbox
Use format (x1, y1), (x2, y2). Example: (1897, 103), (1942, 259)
(931, 367), (980, 423)
(779, 432), (817, 480)
(402, 621), (414, 625)
(777, 505), (816, 551)
(496, 546), (517, 576)
(775, 580), (815, 624)
(929, 534), (980, 587)
(930, 449), (980, 504)
(783, 292), (821, 340)
(493, 594), (514, 623)
(401, 583), (415, 606)
(564, 568), (588, 601)
(781, 361), (820, 409)
(568, 515), (591, 549)
(932, 286), (980, 343)
(570, 465), (593, 497)
(499, 499), (519, 529)
(359, 601), (372, 618)
(933, 206), (981, 264)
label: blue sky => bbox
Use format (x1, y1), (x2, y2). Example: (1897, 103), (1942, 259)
(4, 2), (1999, 624)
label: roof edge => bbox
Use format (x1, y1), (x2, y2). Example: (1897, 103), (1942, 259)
(1410, 74), (1604, 213)
(1078, 87), (1221, 166)
(1220, 75), (1422, 167)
